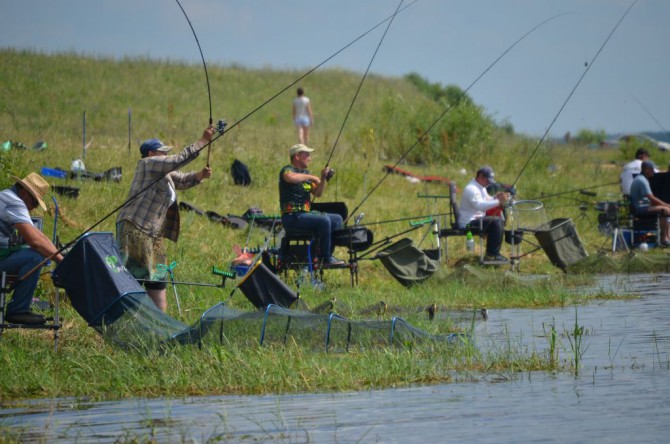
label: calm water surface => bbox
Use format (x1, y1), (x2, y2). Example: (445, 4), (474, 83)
(1, 274), (668, 443)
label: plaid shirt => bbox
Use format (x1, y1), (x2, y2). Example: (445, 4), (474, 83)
(117, 140), (205, 242)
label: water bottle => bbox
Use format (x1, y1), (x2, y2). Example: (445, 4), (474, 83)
(466, 231), (475, 252)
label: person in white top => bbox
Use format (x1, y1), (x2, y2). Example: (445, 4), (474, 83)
(457, 166), (510, 262)
(620, 147), (651, 196)
(292, 87), (314, 145)
(0, 173), (64, 324)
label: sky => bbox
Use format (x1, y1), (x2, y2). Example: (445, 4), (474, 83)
(1, 0), (668, 138)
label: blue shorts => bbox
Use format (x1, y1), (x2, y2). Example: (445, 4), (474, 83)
(294, 116), (311, 127)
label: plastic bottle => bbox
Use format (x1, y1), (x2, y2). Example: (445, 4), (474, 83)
(466, 231), (475, 252)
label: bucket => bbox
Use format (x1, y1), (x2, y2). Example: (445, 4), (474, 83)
(233, 265), (250, 277)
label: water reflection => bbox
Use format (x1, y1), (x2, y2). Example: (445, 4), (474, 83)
(2, 274), (668, 443)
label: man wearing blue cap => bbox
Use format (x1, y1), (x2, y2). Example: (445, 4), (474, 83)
(458, 166), (510, 263)
(116, 125), (215, 311)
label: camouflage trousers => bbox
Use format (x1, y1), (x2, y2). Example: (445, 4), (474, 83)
(117, 221), (167, 283)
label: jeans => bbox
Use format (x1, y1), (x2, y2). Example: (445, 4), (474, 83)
(281, 212), (343, 259)
(0, 248), (44, 314)
(468, 216), (504, 256)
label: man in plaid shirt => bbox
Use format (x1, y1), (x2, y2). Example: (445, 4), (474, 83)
(117, 125), (215, 311)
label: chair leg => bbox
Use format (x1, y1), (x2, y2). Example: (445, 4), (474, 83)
(0, 271), (7, 338)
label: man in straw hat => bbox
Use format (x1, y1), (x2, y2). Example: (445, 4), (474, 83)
(116, 125), (215, 312)
(0, 173), (63, 325)
(279, 143), (344, 266)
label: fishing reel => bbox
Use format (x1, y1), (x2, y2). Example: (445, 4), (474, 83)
(487, 182), (515, 197)
(215, 119), (227, 135)
(324, 168), (335, 181)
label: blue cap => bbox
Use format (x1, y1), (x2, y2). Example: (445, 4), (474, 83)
(477, 166), (496, 184)
(140, 138), (172, 158)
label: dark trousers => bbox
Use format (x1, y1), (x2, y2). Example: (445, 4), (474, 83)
(281, 212), (343, 259)
(468, 216), (504, 256)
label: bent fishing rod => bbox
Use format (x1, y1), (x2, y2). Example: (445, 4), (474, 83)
(16, 1), (220, 286)
(323, 0), (404, 170)
(510, 0), (638, 190)
(14, 2), (420, 284)
(175, 0), (213, 167)
(345, 12), (570, 225)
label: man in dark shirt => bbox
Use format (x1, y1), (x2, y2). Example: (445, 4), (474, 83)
(630, 160), (670, 246)
(278, 144), (343, 265)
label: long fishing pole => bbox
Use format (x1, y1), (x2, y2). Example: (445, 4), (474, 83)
(14, 2), (420, 284)
(511, 0), (638, 188)
(324, 0), (404, 168)
(18, 0), (219, 284)
(175, 0), (213, 167)
(346, 12), (571, 224)
(529, 180), (620, 201)
(365, 212), (449, 226)
(630, 93), (670, 140)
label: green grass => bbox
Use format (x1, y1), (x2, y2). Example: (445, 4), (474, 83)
(0, 49), (661, 401)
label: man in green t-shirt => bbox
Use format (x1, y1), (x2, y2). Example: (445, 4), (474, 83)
(278, 144), (343, 265)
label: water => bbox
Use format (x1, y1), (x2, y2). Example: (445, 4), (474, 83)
(2, 274), (669, 443)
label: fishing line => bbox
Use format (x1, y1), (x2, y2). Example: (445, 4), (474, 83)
(346, 12), (571, 224)
(511, 0), (638, 188)
(175, 0), (214, 167)
(324, 0), (404, 168)
(630, 93), (670, 139)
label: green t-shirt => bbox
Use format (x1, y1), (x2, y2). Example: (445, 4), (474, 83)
(278, 165), (314, 214)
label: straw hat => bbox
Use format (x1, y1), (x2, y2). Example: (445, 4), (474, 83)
(12, 173), (49, 211)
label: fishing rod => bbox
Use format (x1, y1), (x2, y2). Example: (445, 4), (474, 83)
(528, 180), (620, 201)
(175, 0), (214, 167)
(14, 2), (421, 285)
(364, 212), (449, 227)
(630, 93), (670, 140)
(324, 0), (404, 169)
(511, 0), (638, 189)
(345, 12), (571, 225)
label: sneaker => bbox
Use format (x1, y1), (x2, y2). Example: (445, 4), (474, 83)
(483, 254), (509, 263)
(322, 256), (345, 266)
(5, 311), (46, 325)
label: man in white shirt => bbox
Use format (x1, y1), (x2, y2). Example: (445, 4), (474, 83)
(620, 147), (651, 196)
(458, 166), (510, 262)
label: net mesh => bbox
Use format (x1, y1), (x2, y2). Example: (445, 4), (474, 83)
(98, 300), (466, 351)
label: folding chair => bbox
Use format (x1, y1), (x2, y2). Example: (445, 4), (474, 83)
(277, 201), (351, 284)
(630, 209), (660, 248)
(438, 182), (485, 262)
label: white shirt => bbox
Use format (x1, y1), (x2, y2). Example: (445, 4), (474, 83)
(0, 188), (33, 248)
(620, 159), (642, 195)
(457, 179), (500, 228)
(620, 159), (659, 195)
(293, 96), (310, 119)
